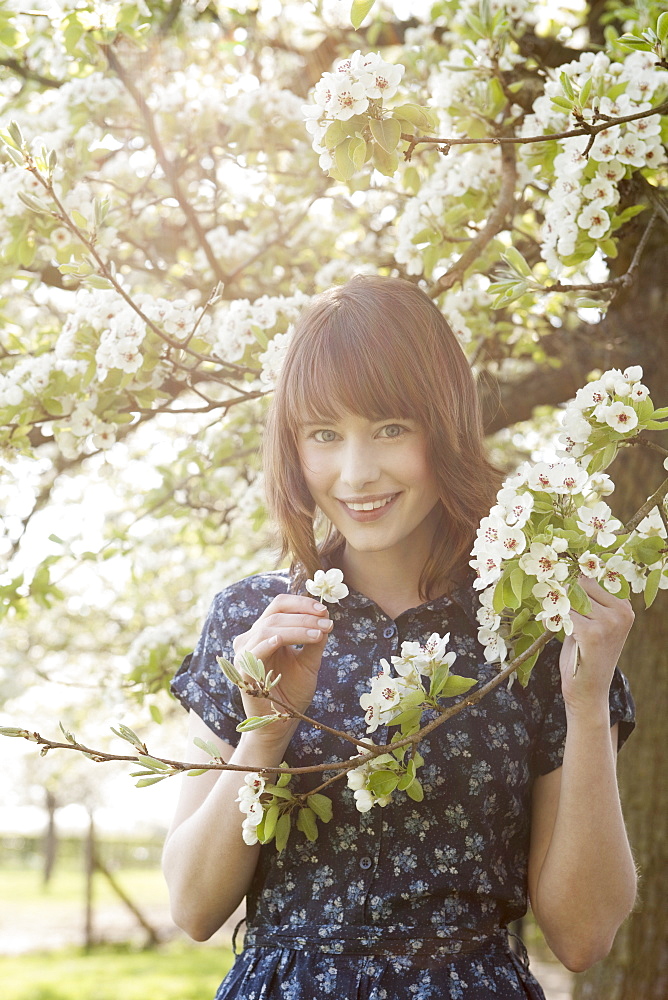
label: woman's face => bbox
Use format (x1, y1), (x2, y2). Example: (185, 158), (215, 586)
(297, 411), (441, 565)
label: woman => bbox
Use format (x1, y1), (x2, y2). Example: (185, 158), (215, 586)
(164, 275), (636, 999)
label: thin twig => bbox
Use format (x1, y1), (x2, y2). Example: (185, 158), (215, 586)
(546, 211), (658, 295)
(621, 476), (668, 534)
(101, 45), (228, 286)
(1, 630), (551, 779)
(402, 101), (668, 156)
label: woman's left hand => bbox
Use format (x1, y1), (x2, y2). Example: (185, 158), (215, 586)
(559, 575), (635, 717)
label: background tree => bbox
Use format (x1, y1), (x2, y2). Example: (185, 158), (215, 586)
(0, 1), (666, 996)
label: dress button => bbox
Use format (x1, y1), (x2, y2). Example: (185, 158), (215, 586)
(382, 626), (395, 639)
(359, 856), (373, 870)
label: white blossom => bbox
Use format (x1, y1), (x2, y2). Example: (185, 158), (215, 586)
(578, 552), (603, 578)
(576, 501), (623, 546)
(601, 401), (639, 434)
(519, 543), (569, 582)
(305, 568), (349, 603)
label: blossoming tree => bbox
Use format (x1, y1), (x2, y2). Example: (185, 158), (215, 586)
(1, 1), (667, 996)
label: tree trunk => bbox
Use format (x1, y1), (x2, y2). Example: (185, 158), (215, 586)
(84, 809), (96, 951)
(42, 787), (57, 886)
(573, 441), (668, 999)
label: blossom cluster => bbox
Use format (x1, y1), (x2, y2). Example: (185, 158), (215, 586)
(472, 365), (668, 673)
(211, 292), (309, 369)
(236, 772), (267, 845)
(346, 632), (476, 813)
(520, 50), (668, 274)
(303, 50), (404, 170)
(359, 633), (457, 735)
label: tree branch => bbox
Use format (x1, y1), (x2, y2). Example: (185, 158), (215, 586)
(403, 101), (668, 155)
(0, 57), (62, 89)
(431, 141), (517, 294)
(101, 44), (228, 286)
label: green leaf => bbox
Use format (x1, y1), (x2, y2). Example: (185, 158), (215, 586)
(307, 793), (333, 822)
(560, 71), (575, 100)
(334, 140), (356, 181)
(510, 566), (525, 604)
(509, 607), (532, 637)
(503, 573), (521, 611)
(2, 144), (24, 166)
(634, 536), (665, 565)
(618, 34), (653, 51)
(370, 117), (402, 154)
(389, 706), (422, 729)
(71, 209), (88, 229)
(296, 806), (319, 841)
(217, 655), (243, 687)
(236, 715), (278, 732)
(405, 778), (424, 802)
(262, 803), (280, 842)
(136, 754), (171, 771)
(644, 567), (661, 608)
(235, 649), (265, 683)
(350, 0), (376, 29)
(323, 119), (350, 149)
(658, 11), (668, 44)
(569, 582), (592, 615)
(348, 135), (367, 169)
(367, 769), (399, 796)
(372, 144), (399, 177)
(392, 104), (436, 131)
(276, 766), (292, 787)
(492, 578), (506, 614)
(439, 674), (477, 698)
(193, 736), (222, 759)
(580, 76), (592, 107)
(261, 785), (294, 801)
(503, 247), (533, 278)
(135, 775), (167, 787)
(275, 812), (292, 852)
(8, 120), (24, 148)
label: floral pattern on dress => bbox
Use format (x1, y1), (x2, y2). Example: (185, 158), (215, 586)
(171, 570), (635, 999)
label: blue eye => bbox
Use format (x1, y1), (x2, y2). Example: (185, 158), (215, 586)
(313, 429), (338, 443)
(380, 424), (406, 438)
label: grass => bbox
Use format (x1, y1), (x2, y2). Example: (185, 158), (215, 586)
(0, 865), (169, 908)
(0, 942), (235, 1000)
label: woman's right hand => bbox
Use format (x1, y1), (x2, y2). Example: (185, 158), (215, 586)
(232, 593), (333, 749)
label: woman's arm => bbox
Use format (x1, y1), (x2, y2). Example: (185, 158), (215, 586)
(162, 712), (292, 941)
(162, 591), (332, 940)
(527, 577), (637, 973)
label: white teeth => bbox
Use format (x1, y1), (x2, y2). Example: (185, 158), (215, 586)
(346, 496), (395, 511)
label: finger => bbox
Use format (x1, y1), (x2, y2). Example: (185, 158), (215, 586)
(240, 626), (330, 661)
(260, 594), (329, 618)
(261, 612), (334, 633)
(577, 574), (627, 609)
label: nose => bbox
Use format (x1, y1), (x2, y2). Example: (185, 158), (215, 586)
(339, 437), (380, 492)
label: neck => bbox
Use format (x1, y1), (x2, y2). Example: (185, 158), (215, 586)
(339, 534), (442, 620)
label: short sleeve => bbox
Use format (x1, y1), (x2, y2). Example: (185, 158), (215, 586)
(170, 588), (249, 746)
(530, 640), (636, 777)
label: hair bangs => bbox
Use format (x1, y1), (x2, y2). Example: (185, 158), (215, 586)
(282, 305), (426, 431)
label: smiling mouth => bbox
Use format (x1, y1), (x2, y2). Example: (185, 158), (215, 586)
(340, 493), (399, 512)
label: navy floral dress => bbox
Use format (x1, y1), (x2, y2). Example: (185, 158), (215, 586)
(171, 570), (635, 1000)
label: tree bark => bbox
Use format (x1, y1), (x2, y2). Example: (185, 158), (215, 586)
(573, 440), (668, 999)
(42, 787), (57, 886)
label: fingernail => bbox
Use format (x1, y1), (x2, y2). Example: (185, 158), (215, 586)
(269, 635), (279, 645)
(313, 602), (326, 612)
(318, 619), (333, 629)
(307, 629), (321, 638)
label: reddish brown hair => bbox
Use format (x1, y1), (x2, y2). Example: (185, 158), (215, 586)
(264, 275), (501, 598)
